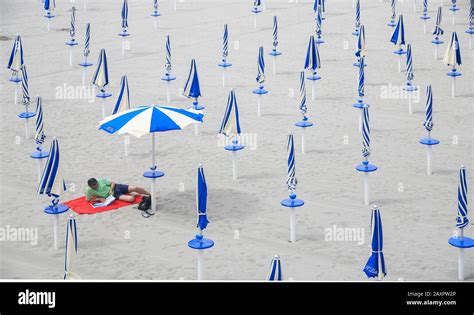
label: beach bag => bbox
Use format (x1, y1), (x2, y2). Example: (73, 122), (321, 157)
(138, 196), (151, 211)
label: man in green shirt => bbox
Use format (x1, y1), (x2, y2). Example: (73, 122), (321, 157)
(85, 178), (150, 203)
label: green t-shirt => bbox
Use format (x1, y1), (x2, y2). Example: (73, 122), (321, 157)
(85, 178), (112, 201)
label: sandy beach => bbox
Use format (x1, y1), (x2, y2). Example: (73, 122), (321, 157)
(0, 0), (472, 281)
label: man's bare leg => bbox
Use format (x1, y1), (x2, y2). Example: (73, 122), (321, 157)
(128, 186), (150, 196)
(119, 194), (135, 202)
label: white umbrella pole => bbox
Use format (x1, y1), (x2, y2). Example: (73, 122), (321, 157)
(121, 37), (125, 56)
(469, 36), (472, 50)
(273, 56), (277, 75)
(124, 135), (129, 156)
(311, 81), (315, 101)
(222, 67), (226, 88)
(458, 228), (465, 281)
(69, 47), (73, 67)
(427, 145), (432, 175)
(435, 46), (438, 60)
(166, 81), (171, 103)
(154, 20), (157, 31)
(423, 22), (426, 34)
(150, 133), (157, 214)
(364, 172), (370, 206)
(47, 20), (50, 31)
(194, 124), (199, 136)
(301, 127), (306, 154)
(452, 77), (456, 98)
(413, 0), (417, 13)
(358, 108), (362, 132)
(452, 12), (455, 26)
(398, 55), (402, 73)
(82, 68), (86, 87)
(257, 94), (261, 117)
(25, 117), (29, 139)
(14, 83), (18, 104)
(254, 15), (257, 30)
(232, 150), (237, 180)
(101, 98), (106, 119)
(197, 249), (203, 280)
(53, 214), (59, 250)
(408, 94), (413, 115)
(290, 207), (296, 243)
(352, 0), (355, 8)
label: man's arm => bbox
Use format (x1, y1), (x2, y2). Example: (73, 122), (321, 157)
(109, 182), (115, 196)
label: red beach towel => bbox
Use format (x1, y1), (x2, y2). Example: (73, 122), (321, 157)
(63, 196), (142, 215)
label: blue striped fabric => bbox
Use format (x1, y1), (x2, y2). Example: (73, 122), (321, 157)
(304, 35), (320, 73)
(91, 48), (109, 89)
(423, 0), (428, 16)
(223, 24), (229, 62)
(7, 35), (24, 74)
(355, 25), (366, 59)
(112, 75), (130, 115)
(299, 71), (307, 119)
(165, 35), (172, 74)
(443, 32), (462, 67)
(219, 89), (241, 137)
(469, 0), (474, 29)
(64, 215), (78, 280)
(358, 58), (365, 98)
(363, 205), (387, 278)
(70, 7), (76, 40)
(34, 96), (46, 146)
(423, 85), (434, 132)
(316, 5), (323, 37)
(390, 15), (405, 46)
(267, 255), (282, 281)
(272, 16), (278, 49)
(84, 23), (90, 57)
(406, 43), (414, 82)
(121, 0), (129, 32)
(355, 0), (360, 30)
(153, 0), (159, 13)
(21, 65), (30, 105)
(44, 0), (56, 14)
(256, 46), (265, 86)
(361, 104), (371, 159)
(456, 166), (469, 229)
(38, 138), (66, 198)
(390, 0), (396, 21)
(286, 133), (297, 192)
(183, 59), (201, 99)
(433, 7), (444, 36)
(196, 165), (209, 231)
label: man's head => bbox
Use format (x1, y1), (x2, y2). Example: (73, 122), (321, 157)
(88, 178), (99, 190)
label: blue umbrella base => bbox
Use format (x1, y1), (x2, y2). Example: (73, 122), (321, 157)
(447, 70), (462, 77)
(356, 162), (378, 173)
(353, 61), (367, 67)
(269, 50), (282, 56)
(218, 62), (232, 68)
(431, 39), (444, 45)
(96, 92), (112, 98)
(387, 21), (396, 27)
(252, 9), (262, 14)
(419, 138), (440, 146)
(44, 15), (55, 19)
(224, 144), (244, 151)
(161, 75), (176, 81)
(253, 88), (268, 95)
(420, 15), (431, 20)
(188, 235), (214, 250)
(449, 236), (474, 249)
(9, 77), (22, 83)
(79, 62), (93, 67)
(191, 104), (205, 110)
(393, 49), (407, 55)
(143, 170), (165, 179)
(151, 12), (161, 17)
(353, 100), (368, 109)
(44, 204), (69, 215)
(315, 38), (325, 44)
(31, 151), (50, 159)
(65, 41), (78, 46)
(352, 30), (359, 36)
(295, 120), (313, 128)
(449, 6), (460, 12)
(118, 33), (131, 37)
(306, 75), (321, 81)
(18, 112), (36, 119)
(402, 85), (418, 92)
(281, 197), (305, 208)
(466, 29), (474, 35)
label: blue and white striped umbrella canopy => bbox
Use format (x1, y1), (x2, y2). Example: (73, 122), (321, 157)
(183, 59), (201, 99)
(91, 48), (109, 89)
(286, 132), (297, 193)
(355, 0), (361, 30)
(64, 215), (78, 280)
(7, 35), (24, 74)
(254, 0), (261, 9)
(433, 7), (444, 37)
(34, 96), (46, 146)
(423, 85), (434, 132)
(456, 166), (469, 229)
(165, 35), (172, 74)
(196, 165), (209, 231)
(422, 0), (428, 16)
(112, 75), (131, 115)
(219, 89), (241, 137)
(361, 104), (371, 159)
(304, 35), (321, 73)
(21, 65), (30, 105)
(84, 23), (91, 57)
(355, 25), (366, 59)
(44, 0), (56, 14)
(256, 46), (265, 86)
(469, 0), (474, 30)
(223, 24), (229, 62)
(358, 58), (365, 99)
(406, 43), (414, 82)
(272, 16), (278, 49)
(153, 0), (159, 13)
(316, 5), (323, 37)
(390, 15), (406, 47)
(267, 255), (282, 281)
(38, 138), (66, 199)
(443, 32), (462, 68)
(121, 0), (129, 32)
(99, 105), (204, 138)
(363, 205), (387, 279)
(390, 0), (396, 21)
(299, 71), (308, 119)
(69, 7), (76, 40)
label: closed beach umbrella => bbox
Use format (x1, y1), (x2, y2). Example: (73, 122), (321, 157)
(363, 205), (387, 280)
(391, 15), (406, 72)
(388, 0), (396, 26)
(162, 35), (176, 103)
(64, 214), (79, 280)
(266, 255), (282, 281)
(34, 96), (46, 148)
(44, 0), (56, 17)
(287, 133), (297, 194)
(419, 85), (440, 175)
(353, 0), (361, 35)
(91, 48), (109, 95)
(7, 35), (24, 81)
(433, 6), (444, 39)
(305, 35), (321, 100)
(443, 32), (462, 97)
(19, 65), (35, 139)
(121, 0), (129, 34)
(196, 165), (209, 232)
(256, 46), (265, 88)
(183, 58), (203, 110)
(406, 43), (414, 83)
(354, 25), (366, 67)
(112, 75), (131, 115)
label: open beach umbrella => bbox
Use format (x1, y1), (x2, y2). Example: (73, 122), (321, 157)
(196, 165), (209, 232)
(304, 35), (321, 100)
(354, 24), (366, 67)
(183, 59), (203, 111)
(64, 214), (79, 280)
(363, 205), (387, 280)
(99, 105), (203, 214)
(266, 255), (282, 281)
(443, 32), (462, 97)
(219, 89), (244, 180)
(38, 137), (69, 250)
(7, 35), (24, 82)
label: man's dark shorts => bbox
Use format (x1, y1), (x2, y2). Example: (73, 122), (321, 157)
(113, 184), (129, 198)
